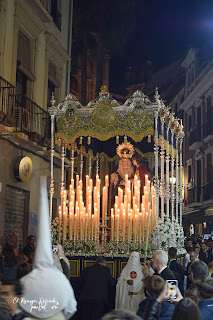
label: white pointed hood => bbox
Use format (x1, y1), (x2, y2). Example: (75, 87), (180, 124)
(33, 176), (54, 269)
(20, 177), (77, 319)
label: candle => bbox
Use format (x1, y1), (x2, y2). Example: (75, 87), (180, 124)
(85, 213), (88, 241)
(116, 214), (119, 241)
(74, 214), (77, 240)
(128, 213), (131, 241)
(91, 215), (94, 240)
(122, 210), (126, 240)
(111, 209), (114, 241)
(145, 174), (148, 185)
(58, 205), (62, 240)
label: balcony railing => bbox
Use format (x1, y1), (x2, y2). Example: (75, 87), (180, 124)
(202, 182), (213, 202)
(0, 76), (15, 116)
(15, 95), (50, 140)
(189, 126), (201, 145)
(187, 186), (201, 204)
(203, 119), (213, 139)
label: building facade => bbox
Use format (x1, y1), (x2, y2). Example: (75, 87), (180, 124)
(179, 48), (213, 236)
(0, 0), (73, 246)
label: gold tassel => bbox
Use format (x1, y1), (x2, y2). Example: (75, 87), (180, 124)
(116, 135), (119, 144)
(80, 136), (83, 145)
(88, 136), (91, 145)
(148, 134), (151, 143)
(124, 135), (127, 143)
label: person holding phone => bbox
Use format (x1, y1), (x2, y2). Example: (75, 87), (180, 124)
(143, 284), (200, 320)
(53, 243), (70, 280)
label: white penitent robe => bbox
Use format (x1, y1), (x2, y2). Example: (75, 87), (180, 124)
(115, 252), (144, 313)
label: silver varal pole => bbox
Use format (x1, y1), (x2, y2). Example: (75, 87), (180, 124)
(154, 111), (160, 244)
(160, 117), (165, 222)
(171, 129), (175, 223)
(71, 145), (75, 180)
(175, 134), (179, 221)
(179, 124), (184, 226)
(166, 126), (170, 219)
(48, 93), (57, 224)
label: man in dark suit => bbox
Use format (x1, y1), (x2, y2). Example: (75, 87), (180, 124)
(152, 250), (176, 281)
(22, 235), (35, 258)
(168, 247), (185, 295)
(78, 256), (116, 320)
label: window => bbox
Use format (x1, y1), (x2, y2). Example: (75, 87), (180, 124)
(207, 153), (213, 183)
(207, 96), (212, 119)
(188, 115), (192, 131)
(47, 62), (59, 106)
(17, 32), (31, 72)
(188, 165), (192, 183)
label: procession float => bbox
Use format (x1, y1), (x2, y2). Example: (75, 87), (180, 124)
(48, 85), (185, 274)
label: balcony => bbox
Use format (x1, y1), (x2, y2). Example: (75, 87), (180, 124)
(202, 119), (213, 143)
(0, 76), (15, 129)
(202, 182), (213, 202)
(187, 186), (202, 205)
(189, 126), (203, 150)
(15, 95), (51, 146)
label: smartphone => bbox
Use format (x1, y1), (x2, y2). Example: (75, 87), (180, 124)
(166, 280), (178, 299)
(53, 244), (58, 254)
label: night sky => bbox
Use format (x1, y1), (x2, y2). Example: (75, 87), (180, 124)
(110, 0), (213, 91)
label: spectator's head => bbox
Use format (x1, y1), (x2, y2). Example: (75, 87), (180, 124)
(197, 276), (213, 300)
(207, 239), (213, 249)
(27, 235), (35, 246)
(189, 249), (198, 263)
(200, 243), (207, 251)
(190, 260), (208, 282)
(187, 239), (193, 247)
(168, 247), (177, 260)
(28, 251), (35, 264)
(9, 234), (18, 246)
(145, 275), (165, 296)
(185, 283), (200, 305)
(17, 263), (31, 279)
(96, 256), (107, 267)
(0, 280), (22, 314)
(194, 244), (200, 255)
(0, 297), (12, 320)
(172, 298), (200, 320)
(101, 309), (141, 320)
(3, 247), (17, 267)
(152, 250), (168, 271)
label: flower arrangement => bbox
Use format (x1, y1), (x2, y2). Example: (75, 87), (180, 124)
(174, 219), (184, 248)
(63, 240), (73, 255)
(129, 242), (139, 252)
(107, 240), (116, 252)
(74, 240), (84, 252)
(118, 241), (127, 253)
(158, 217), (172, 250)
(85, 240), (96, 253)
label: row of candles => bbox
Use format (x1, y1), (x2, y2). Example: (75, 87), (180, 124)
(58, 174), (156, 244)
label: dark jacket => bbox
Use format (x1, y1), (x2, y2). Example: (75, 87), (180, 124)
(169, 260), (185, 295)
(137, 295), (175, 320)
(79, 263), (116, 308)
(22, 244), (34, 258)
(144, 300), (161, 320)
(155, 267), (176, 281)
(199, 299), (213, 320)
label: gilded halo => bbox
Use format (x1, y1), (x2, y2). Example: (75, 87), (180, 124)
(116, 142), (135, 159)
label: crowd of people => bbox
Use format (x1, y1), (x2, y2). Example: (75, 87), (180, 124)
(0, 177), (213, 320)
